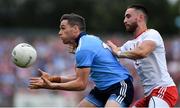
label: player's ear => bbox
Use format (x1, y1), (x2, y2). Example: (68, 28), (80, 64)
(139, 13), (145, 21)
(72, 25), (80, 35)
(73, 25), (79, 31)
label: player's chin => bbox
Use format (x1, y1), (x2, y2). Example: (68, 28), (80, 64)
(125, 26), (130, 31)
(126, 27), (134, 33)
(61, 39), (69, 44)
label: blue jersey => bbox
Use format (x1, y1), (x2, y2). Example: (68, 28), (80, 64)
(75, 33), (132, 90)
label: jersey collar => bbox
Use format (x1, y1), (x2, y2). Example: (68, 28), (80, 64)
(75, 32), (87, 45)
(134, 29), (147, 39)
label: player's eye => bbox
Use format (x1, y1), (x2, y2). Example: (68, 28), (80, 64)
(60, 27), (65, 30)
(125, 14), (131, 19)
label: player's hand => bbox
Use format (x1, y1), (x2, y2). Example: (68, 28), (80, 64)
(106, 40), (120, 56)
(41, 75), (54, 89)
(29, 77), (45, 89)
(38, 69), (50, 80)
(28, 69), (50, 89)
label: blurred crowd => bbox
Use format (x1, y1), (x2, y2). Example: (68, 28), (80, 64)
(0, 34), (180, 107)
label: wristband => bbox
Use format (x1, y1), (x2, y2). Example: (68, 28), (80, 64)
(50, 76), (61, 83)
(117, 51), (129, 57)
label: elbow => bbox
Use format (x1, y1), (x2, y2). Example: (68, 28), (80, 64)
(77, 82), (87, 91)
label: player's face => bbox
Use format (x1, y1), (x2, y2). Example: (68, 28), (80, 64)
(124, 8), (138, 33)
(58, 20), (75, 44)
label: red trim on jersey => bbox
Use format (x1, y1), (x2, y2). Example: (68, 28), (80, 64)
(134, 29), (147, 39)
(133, 86), (178, 107)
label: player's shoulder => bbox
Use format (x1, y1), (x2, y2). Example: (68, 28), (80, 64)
(142, 29), (164, 45)
(81, 34), (101, 44)
(82, 34), (99, 39)
(146, 29), (161, 36)
(142, 29), (162, 40)
(77, 34), (101, 51)
(81, 34), (100, 43)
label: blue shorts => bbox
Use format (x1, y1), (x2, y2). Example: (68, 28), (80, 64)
(85, 78), (134, 107)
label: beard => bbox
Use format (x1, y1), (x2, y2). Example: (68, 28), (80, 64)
(125, 22), (138, 33)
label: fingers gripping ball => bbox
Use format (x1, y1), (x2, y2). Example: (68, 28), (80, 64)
(12, 43), (37, 68)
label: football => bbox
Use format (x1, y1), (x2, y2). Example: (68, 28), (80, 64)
(12, 43), (37, 68)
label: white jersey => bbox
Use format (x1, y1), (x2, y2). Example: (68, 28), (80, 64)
(121, 29), (175, 96)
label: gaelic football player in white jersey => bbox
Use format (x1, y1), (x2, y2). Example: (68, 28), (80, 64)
(107, 4), (178, 108)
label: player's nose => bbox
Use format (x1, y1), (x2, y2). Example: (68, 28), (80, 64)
(58, 30), (62, 37)
(124, 19), (127, 25)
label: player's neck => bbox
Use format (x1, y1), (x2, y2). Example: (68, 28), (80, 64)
(134, 25), (147, 38)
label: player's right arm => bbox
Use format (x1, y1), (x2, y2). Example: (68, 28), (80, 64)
(29, 67), (90, 91)
(40, 69), (76, 83)
(107, 40), (156, 60)
(29, 69), (76, 89)
(41, 67), (90, 91)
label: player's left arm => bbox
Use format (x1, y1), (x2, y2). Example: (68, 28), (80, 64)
(40, 67), (90, 91)
(107, 40), (156, 60)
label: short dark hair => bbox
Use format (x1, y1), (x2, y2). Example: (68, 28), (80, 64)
(60, 13), (86, 31)
(128, 4), (148, 21)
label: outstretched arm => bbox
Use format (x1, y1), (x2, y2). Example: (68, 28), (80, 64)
(107, 40), (156, 60)
(29, 69), (60, 89)
(29, 69), (76, 89)
(29, 68), (90, 91)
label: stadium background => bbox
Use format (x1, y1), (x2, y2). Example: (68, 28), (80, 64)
(0, 0), (179, 107)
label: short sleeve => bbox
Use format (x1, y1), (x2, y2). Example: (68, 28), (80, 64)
(75, 50), (96, 68)
(143, 30), (162, 46)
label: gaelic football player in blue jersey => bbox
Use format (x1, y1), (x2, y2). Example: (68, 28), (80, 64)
(29, 13), (134, 107)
